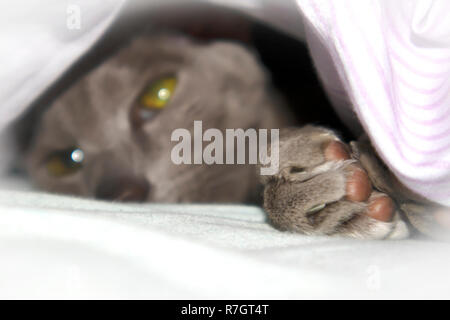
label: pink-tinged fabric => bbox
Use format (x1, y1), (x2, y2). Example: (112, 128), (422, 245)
(0, 0), (126, 132)
(297, 0), (450, 206)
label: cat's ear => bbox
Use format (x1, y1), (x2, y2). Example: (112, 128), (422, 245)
(196, 40), (266, 84)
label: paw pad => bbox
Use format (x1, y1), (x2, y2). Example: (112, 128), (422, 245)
(367, 193), (394, 222)
(346, 165), (372, 202)
(324, 141), (350, 161)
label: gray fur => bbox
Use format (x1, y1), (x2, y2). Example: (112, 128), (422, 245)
(262, 126), (409, 239)
(27, 34), (292, 203)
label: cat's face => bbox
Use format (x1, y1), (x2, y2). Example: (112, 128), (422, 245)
(27, 34), (287, 202)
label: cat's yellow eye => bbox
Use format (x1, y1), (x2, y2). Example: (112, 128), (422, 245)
(140, 77), (177, 109)
(46, 147), (84, 177)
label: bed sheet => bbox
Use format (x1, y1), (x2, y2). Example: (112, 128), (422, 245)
(1, 178), (449, 299)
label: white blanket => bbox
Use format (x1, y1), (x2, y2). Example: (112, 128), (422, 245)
(1, 178), (450, 299)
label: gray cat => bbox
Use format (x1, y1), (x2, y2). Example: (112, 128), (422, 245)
(26, 34), (448, 240)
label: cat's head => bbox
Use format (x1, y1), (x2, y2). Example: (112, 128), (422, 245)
(27, 34), (288, 202)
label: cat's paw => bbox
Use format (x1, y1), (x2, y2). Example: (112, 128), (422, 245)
(261, 126), (409, 239)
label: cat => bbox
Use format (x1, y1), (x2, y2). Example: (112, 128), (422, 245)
(25, 33), (448, 240)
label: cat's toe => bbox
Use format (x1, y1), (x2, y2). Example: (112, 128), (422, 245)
(335, 191), (408, 239)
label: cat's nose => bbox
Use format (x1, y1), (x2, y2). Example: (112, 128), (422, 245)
(95, 175), (150, 202)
